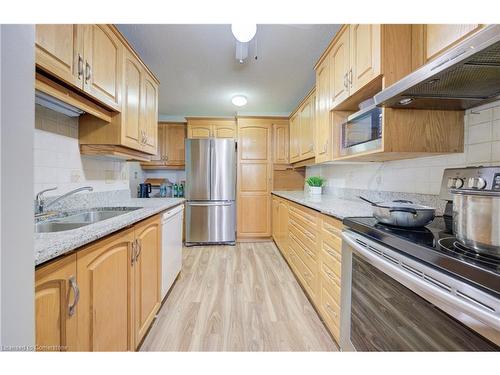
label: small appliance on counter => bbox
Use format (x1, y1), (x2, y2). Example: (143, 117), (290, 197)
(341, 166), (500, 351)
(137, 182), (152, 198)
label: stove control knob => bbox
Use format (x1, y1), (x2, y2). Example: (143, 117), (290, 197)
(447, 177), (464, 189)
(468, 177), (487, 189)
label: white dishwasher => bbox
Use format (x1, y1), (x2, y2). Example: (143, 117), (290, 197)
(161, 204), (184, 300)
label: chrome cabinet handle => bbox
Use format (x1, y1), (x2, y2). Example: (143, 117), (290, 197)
(343, 72), (348, 90)
(348, 68), (353, 87)
(85, 61), (91, 83)
(68, 276), (80, 316)
(164, 154), (168, 161)
(77, 54), (84, 79)
(130, 240), (136, 265)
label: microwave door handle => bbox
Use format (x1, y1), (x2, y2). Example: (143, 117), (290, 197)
(342, 232), (500, 332)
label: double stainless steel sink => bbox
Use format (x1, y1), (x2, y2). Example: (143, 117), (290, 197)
(35, 207), (141, 233)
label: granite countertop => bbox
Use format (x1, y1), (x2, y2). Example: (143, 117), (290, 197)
(35, 198), (185, 266)
(272, 190), (373, 220)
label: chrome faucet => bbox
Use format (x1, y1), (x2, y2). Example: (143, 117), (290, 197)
(35, 186), (94, 215)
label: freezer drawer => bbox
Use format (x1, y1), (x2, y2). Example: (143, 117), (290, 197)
(186, 201), (236, 244)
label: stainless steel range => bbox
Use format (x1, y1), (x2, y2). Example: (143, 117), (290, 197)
(340, 167), (500, 351)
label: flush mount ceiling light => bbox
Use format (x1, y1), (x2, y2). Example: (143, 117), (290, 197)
(231, 24), (257, 43)
(232, 95), (248, 107)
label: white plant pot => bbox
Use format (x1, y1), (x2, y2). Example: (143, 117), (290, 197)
(309, 186), (322, 195)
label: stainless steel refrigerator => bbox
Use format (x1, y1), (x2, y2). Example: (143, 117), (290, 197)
(185, 138), (236, 245)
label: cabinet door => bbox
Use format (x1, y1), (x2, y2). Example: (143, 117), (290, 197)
(142, 74), (159, 154)
(315, 60), (331, 163)
(237, 121), (272, 238)
(273, 123), (289, 164)
(35, 24), (84, 89)
(188, 124), (212, 138)
(349, 24), (381, 94)
(122, 50), (143, 151)
(299, 96), (315, 159)
(278, 200), (289, 255)
(289, 114), (300, 163)
(272, 197), (279, 242)
(213, 123), (236, 138)
(83, 24), (122, 111)
(150, 123), (166, 162)
(424, 24), (482, 62)
(330, 27), (350, 108)
(35, 254), (78, 352)
(166, 123), (186, 166)
(77, 229), (135, 351)
(134, 215), (161, 346)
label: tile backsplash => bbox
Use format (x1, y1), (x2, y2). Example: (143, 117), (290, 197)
(34, 105), (129, 197)
(307, 102), (500, 195)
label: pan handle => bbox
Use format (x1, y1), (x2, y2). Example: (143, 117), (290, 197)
(358, 196), (379, 206)
(389, 207), (418, 215)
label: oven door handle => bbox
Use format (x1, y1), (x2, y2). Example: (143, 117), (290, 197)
(342, 232), (500, 332)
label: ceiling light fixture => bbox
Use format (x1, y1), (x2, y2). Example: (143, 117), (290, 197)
(232, 95), (248, 107)
(231, 24), (257, 43)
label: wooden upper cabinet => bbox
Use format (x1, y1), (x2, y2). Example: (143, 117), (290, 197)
(122, 50), (143, 150)
(289, 113), (300, 163)
(273, 122), (289, 164)
(35, 254), (78, 352)
(213, 123), (237, 138)
(299, 94), (315, 159)
(141, 122), (186, 168)
(77, 228), (135, 351)
(239, 125), (270, 161)
(187, 118), (237, 139)
(315, 60), (331, 163)
(188, 124), (212, 138)
(134, 216), (161, 346)
(83, 24), (123, 111)
(329, 27), (350, 108)
(142, 75), (159, 154)
(422, 24), (483, 62)
(35, 25), (84, 89)
(349, 24), (381, 94)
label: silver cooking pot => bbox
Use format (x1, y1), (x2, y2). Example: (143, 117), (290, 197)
(359, 196), (436, 228)
(451, 189), (500, 256)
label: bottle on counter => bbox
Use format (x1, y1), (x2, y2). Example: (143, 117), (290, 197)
(178, 184), (184, 198)
(173, 183), (178, 198)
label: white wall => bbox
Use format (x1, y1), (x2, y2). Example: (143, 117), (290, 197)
(307, 104), (500, 195)
(0, 25), (35, 350)
(34, 105), (129, 197)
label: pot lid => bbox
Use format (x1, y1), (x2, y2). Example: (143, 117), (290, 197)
(376, 200), (436, 211)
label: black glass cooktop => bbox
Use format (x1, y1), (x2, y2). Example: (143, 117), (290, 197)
(343, 216), (500, 297)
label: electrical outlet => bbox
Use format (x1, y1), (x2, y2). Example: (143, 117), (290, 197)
(70, 170), (81, 183)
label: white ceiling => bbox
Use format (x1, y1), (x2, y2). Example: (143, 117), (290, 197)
(117, 24), (340, 119)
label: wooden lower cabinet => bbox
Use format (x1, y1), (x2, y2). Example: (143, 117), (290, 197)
(35, 254), (78, 351)
(76, 228), (135, 351)
(133, 215), (161, 345)
(35, 214), (162, 352)
(271, 196), (343, 343)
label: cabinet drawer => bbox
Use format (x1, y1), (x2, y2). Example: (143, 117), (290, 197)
(320, 283), (341, 341)
(321, 262), (341, 305)
(288, 202), (318, 229)
(289, 217), (318, 255)
(289, 230), (318, 275)
(321, 239), (342, 279)
(322, 215), (343, 238)
(289, 234), (317, 297)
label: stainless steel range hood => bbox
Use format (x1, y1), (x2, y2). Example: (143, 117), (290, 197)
(375, 24), (500, 110)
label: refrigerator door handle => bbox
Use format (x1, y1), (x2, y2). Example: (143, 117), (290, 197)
(187, 202), (233, 207)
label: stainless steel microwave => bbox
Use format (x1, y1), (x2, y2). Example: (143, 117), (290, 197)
(340, 105), (382, 157)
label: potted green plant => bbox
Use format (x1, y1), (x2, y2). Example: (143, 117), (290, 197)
(306, 176), (325, 195)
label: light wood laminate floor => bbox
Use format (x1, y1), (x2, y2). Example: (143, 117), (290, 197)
(140, 242), (338, 351)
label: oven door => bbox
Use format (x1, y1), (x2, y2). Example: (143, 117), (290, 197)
(340, 230), (500, 351)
